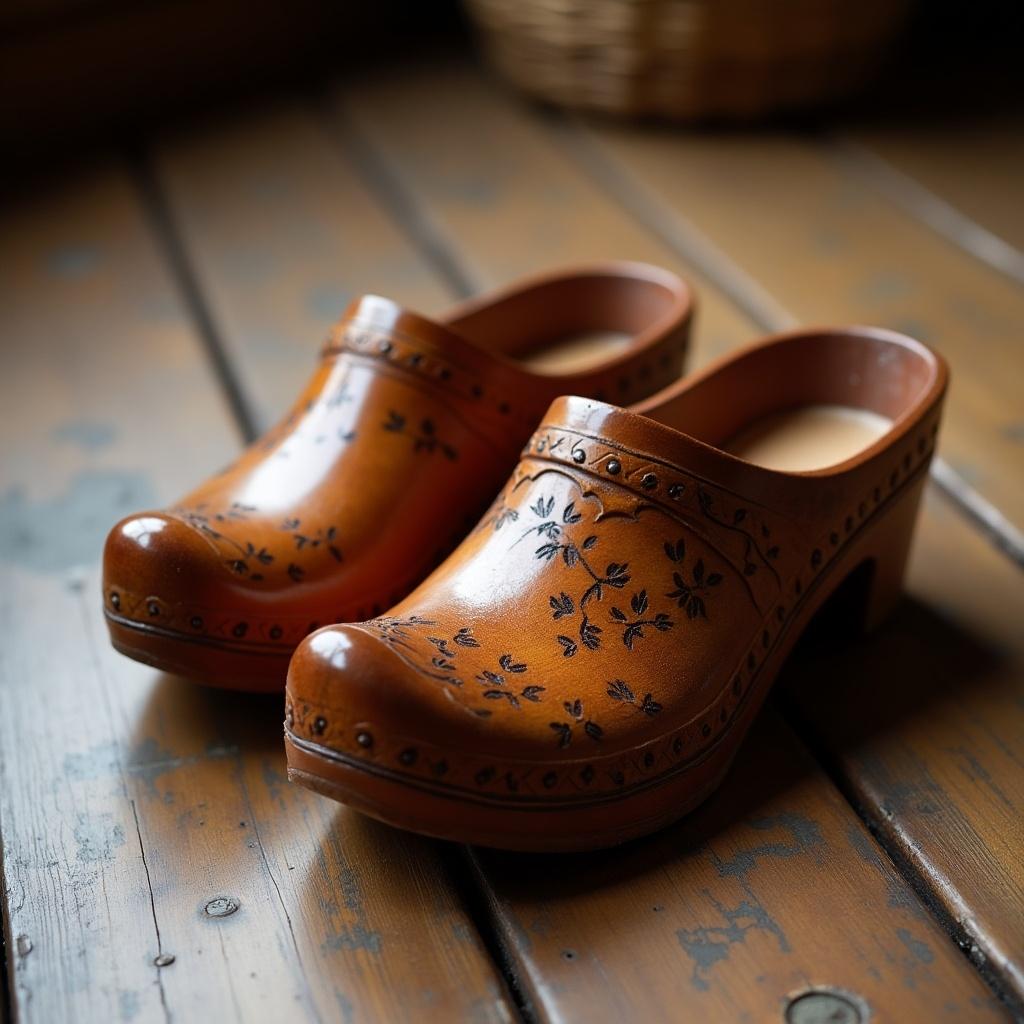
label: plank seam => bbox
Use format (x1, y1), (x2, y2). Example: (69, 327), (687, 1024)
(130, 148), (261, 444)
(553, 116), (1024, 570)
(450, 847), (539, 1024)
(832, 137), (1024, 288)
(78, 587), (172, 1023)
(551, 114), (800, 334)
(320, 96), (484, 302)
(930, 457), (1024, 568)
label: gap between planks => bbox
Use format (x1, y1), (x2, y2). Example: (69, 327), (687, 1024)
(778, 682), (1020, 1015)
(321, 99), (483, 302)
(132, 147), (261, 445)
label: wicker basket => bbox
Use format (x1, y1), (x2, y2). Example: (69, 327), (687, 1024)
(464, 0), (912, 120)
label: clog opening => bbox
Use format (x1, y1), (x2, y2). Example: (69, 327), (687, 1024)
(647, 329), (942, 472)
(446, 268), (690, 374)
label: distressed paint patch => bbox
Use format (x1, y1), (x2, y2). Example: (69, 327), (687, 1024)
(334, 991), (355, 1024)
(261, 757), (288, 804)
(118, 989), (141, 1021)
(126, 737), (237, 796)
(318, 860), (383, 955)
(896, 928), (934, 965)
(0, 471), (157, 572)
(676, 885), (790, 992)
(894, 926), (937, 991)
(713, 811), (823, 878)
(322, 923), (383, 954)
(63, 741), (120, 781)
(53, 420), (117, 451)
(73, 812), (126, 863)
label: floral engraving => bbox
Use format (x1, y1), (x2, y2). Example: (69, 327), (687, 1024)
(383, 410), (458, 461)
(549, 699), (603, 748)
(609, 590), (674, 650)
(664, 538), (722, 619)
(606, 679), (663, 716)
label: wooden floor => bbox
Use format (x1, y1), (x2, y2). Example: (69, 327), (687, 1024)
(2, 56), (1022, 1023)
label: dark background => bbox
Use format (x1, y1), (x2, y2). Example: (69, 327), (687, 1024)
(3, 0), (1022, 176)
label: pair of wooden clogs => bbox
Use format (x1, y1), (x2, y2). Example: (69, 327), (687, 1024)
(103, 263), (946, 851)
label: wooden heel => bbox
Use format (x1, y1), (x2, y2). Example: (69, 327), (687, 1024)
(858, 471), (928, 634)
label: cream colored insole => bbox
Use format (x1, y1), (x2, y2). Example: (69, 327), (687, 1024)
(522, 330), (632, 374)
(726, 405), (892, 472)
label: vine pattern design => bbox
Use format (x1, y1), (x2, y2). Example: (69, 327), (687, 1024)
(382, 410), (459, 461)
(172, 503), (344, 585)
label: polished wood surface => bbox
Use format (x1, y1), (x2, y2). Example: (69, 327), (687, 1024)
(2, 56), (1021, 1022)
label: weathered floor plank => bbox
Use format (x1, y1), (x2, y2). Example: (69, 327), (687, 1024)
(847, 114), (1024, 261)
(474, 710), (1005, 1023)
(149, 105), (521, 1022)
(783, 490), (1024, 1003)
(0, 162), (241, 1023)
(6, 59), (1020, 1022)
(0, 161), (513, 1023)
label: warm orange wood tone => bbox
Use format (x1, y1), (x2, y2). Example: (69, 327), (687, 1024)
(325, 62), (1024, 1009)
(338, 65), (759, 362)
(152, 104), (453, 429)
